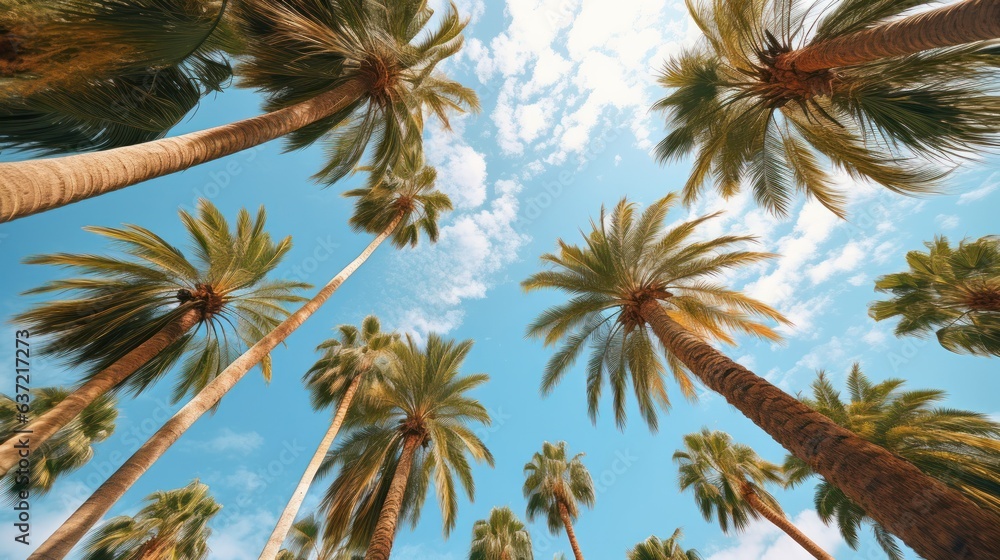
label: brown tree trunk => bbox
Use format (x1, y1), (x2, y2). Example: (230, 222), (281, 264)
(556, 501), (585, 560)
(639, 299), (1000, 560)
(0, 308), (201, 475)
(0, 78), (367, 223)
(28, 215), (402, 560)
(258, 374), (364, 560)
(778, 0), (1000, 72)
(364, 433), (421, 560)
(740, 481), (833, 560)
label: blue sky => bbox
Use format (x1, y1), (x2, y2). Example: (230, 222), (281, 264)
(2, 1), (999, 559)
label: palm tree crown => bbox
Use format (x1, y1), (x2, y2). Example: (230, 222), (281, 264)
(869, 235), (1000, 357)
(627, 529), (702, 560)
(469, 506), (534, 560)
(522, 441), (595, 536)
(304, 315), (400, 410)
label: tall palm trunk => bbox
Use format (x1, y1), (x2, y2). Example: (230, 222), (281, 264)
(778, 0), (1000, 72)
(28, 214), (402, 560)
(0, 78), (367, 223)
(364, 433), (421, 560)
(556, 501), (584, 560)
(0, 308), (201, 475)
(258, 374), (364, 560)
(638, 299), (1000, 560)
(739, 481), (833, 560)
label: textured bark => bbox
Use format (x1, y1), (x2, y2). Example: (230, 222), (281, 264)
(640, 299), (1000, 560)
(0, 308), (201, 475)
(778, 0), (1000, 72)
(258, 374), (364, 560)
(741, 482), (833, 560)
(0, 78), (367, 223)
(28, 215), (402, 560)
(557, 501), (585, 560)
(364, 433), (421, 560)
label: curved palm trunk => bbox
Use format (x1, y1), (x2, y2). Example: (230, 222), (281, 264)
(258, 374), (364, 560)
(779, 0), (1000, 72)
(740, 482), (833, 560)
(0, 78), (366, 223)
(639, 300), (1000, 560)
(556, 501), (584, 560)
(28, 215), (402, 560)
(0, 308), (201, 475)
(364, 433), (421, 560)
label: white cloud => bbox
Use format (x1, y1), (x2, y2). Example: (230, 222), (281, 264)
(222, 467), (267, 494)
(956, 171), (998, 204)
(194, 428), (264, 456)
(210, 508), (277, 560)
(705, 510), (844, 560)
(935, 214), (960, 229)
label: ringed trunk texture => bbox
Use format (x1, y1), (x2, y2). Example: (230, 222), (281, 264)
(28, 216), (401, 560)
(778, 0), (1000, 72)
(364, 433), (422, 560)
(0, 308), (201, 475)
(258, 374), (364, 560)
(741, 483), (833, 560)
(556, 501), (585, 560)
(639, 300), (1000, 560)
(0, 78), (367, 223)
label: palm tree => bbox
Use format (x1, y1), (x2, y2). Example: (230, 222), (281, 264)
(81, 479), (221, 560)
(29, 161), (452, 559)
(469, 506), (534, 560)
(654, 0), (1000, 218)
(0, 0), (478, 222)
(869, 235), (1000, 357)
(260, 316), (400, 560)
(0, 199), (305, 477)
(275, 515), (362, 560)
(627, 529), (701, 560)
(522, 195), (1000, 559)
(319, 334), (493, 560)
(522, 441), (594, 560)
(674, 429), (833, 560)
(784, 365), (1000, 559)
(0, 387), (116, 504)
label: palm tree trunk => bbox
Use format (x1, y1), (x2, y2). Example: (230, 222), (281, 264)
(0, 307), (201, 475)
(27, 214), (402, 560)
(0, 78), (367, 223)
(639, 299), (1000, 560)
(740, 482), (833, 560)
(778, 0), (1000, 72)
(258, 374), (364, 560)
(364, 433), (421, 560)
(556, 501), (585, 560)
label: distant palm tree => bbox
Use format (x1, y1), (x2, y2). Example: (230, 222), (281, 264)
(31, 158), (453, 559)
(81, 479), (220, 560)
(654, 0), (1000, 218)
(0, 200), (305, 477)
(260, 316), (399, 560)
(0, 0), (479, 222)
(523, 441), (594, 560)
(627, 528), (701, 560)
(675, 429), (833, 560)
(469, 506), (534, 560)
(869, 235), (1000, 357)
(0, 387), (116, 504)
(785, 365), (1000, 560)
(523, 195), (1000, 558)
(319, 334), (493, 560)
(275, 514), (363, 560)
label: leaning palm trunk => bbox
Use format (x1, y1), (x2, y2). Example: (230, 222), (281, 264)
(258, 374), (364, 560)
(28, 214), (402, 560)
(365, 433), (422, 560)
(740, 482), (833, 560)
(557, 501), (585, 560)
(779, 0), (1000, 72)
(638, 300), (1000, 560)
(0, 79), (366, 223)
(0, 308), (201, 475)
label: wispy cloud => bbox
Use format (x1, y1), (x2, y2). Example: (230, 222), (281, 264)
(704, 509), (844, 560)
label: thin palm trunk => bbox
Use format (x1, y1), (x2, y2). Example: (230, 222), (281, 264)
(556, 501), (584, 560)
(258, 374), (364, 560)
(364, 433), (421, 560)
(28, 214), (402, 560)
(778, 0), (1000, 72)
(740, 481), (833, 560)
(0, 78), (367, 223)
(0, 308), (201, 475)
(639, 299), (1000, 560)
